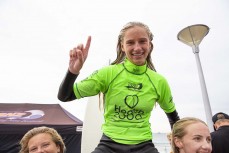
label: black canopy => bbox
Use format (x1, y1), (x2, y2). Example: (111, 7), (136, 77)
(0, 103), (83, 153)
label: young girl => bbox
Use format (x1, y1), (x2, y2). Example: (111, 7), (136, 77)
(58, 21), (180, 153)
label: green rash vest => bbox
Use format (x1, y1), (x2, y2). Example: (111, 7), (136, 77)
(73, 59), (176, 145)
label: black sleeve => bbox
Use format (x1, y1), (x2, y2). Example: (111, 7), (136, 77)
(57, 70), (78, 102)
(165, 110), (180, 129)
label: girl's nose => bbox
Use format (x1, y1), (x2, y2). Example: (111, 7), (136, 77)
(133, 43), (141, 51)
(201, 141), (212, 152)
(36, 147), (44, 153)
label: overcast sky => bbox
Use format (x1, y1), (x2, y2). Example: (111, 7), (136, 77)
(0, 0), (229, 133)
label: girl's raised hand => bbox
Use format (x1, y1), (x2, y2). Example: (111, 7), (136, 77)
(69, 36), (91, 74)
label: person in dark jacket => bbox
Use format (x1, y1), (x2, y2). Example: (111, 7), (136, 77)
(211, 112), (229, 153)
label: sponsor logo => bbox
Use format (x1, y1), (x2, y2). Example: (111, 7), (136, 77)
(126, 83), (143, 91)
(0, 110), (44, 120)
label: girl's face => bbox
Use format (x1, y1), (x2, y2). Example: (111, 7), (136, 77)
(121, 26), (151, 66)
(28, 133), (60, 153)
(175, 122), (212, 153)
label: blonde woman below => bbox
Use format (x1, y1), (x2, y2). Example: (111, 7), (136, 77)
(19, 126), (66, 153)
(172, 117), (212, 153)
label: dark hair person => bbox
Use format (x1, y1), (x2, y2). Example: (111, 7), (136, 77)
(211, 112), (229, 153)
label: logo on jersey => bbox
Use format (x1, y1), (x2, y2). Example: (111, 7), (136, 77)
(124, 95), (138, 109)
(125, 82), (143, 91)
(114, 94), (144, 120)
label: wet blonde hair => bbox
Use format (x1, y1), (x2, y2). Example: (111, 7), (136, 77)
(111, 21), (156, 71)
(99, 21), (156, 109)
(19, 126), (66, 153)
(172, 117), (208, 153)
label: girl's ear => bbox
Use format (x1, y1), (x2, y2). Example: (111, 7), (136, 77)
(174, 137), (183, 149)
(150, 43), (153, 50)
(214, 122), (220, 131)
(121, 43), (125, 52)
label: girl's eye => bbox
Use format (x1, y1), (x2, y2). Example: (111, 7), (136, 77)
(206, 137), (211, 143)
(139, 40), (147, 43)
(127, 41), (134, 45)
(42, 143), (50, 148)
(194, 137), (201, 141)
(29, 148), (37, 153)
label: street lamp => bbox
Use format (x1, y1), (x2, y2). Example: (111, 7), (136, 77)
(177, 24), (213, 132)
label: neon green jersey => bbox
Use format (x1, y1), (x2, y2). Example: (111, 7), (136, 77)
(73, 59), (175, 144)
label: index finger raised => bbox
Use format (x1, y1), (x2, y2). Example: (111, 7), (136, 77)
(84, 36), (91, 52)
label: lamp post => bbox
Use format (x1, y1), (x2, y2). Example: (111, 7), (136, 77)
(177, 24), (213, 132)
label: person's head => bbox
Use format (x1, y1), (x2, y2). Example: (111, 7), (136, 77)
(167, 132), (173, 153)
(19, 126), (66, 153)
(112, 21), (156, 71)
(167, 132), (172, 145)
(172, 117), (212, 153)
(212, 112), (229, 131)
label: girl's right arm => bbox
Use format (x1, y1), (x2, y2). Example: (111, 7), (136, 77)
(58, 36), (91, 102)
(57, 70), (78, 102)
